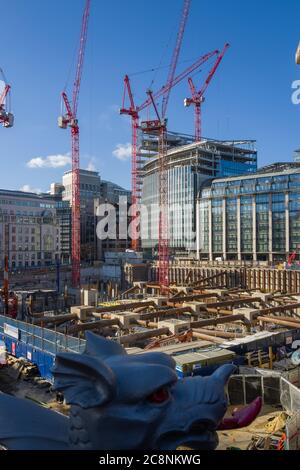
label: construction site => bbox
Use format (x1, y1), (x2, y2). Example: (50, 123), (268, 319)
(1, 0), (300, 455)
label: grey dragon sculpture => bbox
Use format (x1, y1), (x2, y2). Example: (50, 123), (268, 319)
(0, 332), (235, 450)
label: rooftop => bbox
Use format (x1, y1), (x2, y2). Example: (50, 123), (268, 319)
(143, 137), (257, 175)
(0, 188), (51, 200)
(63, 169), (99, 177)
(255, 162), (300, 174)
(211, 161), (300, 184)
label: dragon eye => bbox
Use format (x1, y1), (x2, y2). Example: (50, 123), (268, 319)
(147, 387), (170, 404)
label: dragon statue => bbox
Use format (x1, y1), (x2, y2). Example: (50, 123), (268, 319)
(0, 332), (239, 450)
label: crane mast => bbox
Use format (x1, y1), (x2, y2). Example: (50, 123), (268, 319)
(120, 76), (140, 251)
(145, 0), (191, 290)
(161, 0), (191, 119)
(0, 68), (13, 315)
(58, 0), (91, 288)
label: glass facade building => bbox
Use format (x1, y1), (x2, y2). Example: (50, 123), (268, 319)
(141, 138), (257, 252)
(197, 163), (300, 263)
(142, 165), (199, 251)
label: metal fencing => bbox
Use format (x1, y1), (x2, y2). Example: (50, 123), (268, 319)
(0, 315), (86, 357)
(280, 377), (300, 415)
(228, 374), (281, 406)
(286, 410), (300, 450)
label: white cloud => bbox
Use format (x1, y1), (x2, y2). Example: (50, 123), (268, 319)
(20, 184), (41, 194)
(27, 153), (71, 169)
(86, 157), (97, 172)
(112, 143), (132, 161)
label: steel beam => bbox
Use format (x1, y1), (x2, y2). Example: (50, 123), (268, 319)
(139, 306), (193, 321)
(167, 293), (219, 304)
(255, 303), (300, 318)
(192, 331), (225, 344)
(33, 313), (77, 325)
(116, 327), (170, 345)
(68, 318), (121, 335)
(257, 316), (300, 329)
(191, 314), (251, 329)
(193, 328), (244, 339)
(93, 301), (157, 316)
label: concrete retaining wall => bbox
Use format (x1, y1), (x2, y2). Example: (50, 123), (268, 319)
(148, 265), (300, 293)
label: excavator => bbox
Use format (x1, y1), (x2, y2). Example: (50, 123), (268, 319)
(0, 290), (18, 318)
(288, 251), (297, 265)
(287, 249), (300, 269)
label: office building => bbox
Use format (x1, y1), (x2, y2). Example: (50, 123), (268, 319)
(100, 180), (131, 205)
(0, 189), (60, 269)
(197, 162), (300, 263)
(58, 169), (131, 262)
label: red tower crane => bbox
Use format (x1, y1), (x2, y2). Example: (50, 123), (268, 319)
(120, 0), (191, 267)
(58, 0), (91, 288)
(0, 68), (13, 315)
(120, 49), (218, 252)
(120, 50), (219, 251)
(143, 0), (191, 290)
(184, 43), (229, 142)
(120, 76), (140, 251)
(0, 68), (13, 128)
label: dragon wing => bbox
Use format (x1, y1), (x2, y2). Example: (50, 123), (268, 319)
(0, 392), (69, 450)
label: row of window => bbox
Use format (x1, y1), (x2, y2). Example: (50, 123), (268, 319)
(207, 174), (300, 197)
(0, 198), (54, 209)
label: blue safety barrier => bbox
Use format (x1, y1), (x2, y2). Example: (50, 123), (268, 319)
(0, 315), (86, 381)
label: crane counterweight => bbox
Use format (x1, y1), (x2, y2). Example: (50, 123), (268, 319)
(3, 113), (14, 128)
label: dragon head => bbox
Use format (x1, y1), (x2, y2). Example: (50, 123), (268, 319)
(53, 332), (235, 450)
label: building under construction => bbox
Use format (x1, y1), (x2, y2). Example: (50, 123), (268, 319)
(141, 135), (257, 253)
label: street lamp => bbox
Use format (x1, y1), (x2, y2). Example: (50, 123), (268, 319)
(296, 42), (300, 65)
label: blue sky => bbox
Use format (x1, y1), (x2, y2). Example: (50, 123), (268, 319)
(1, 0), (300, 192)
